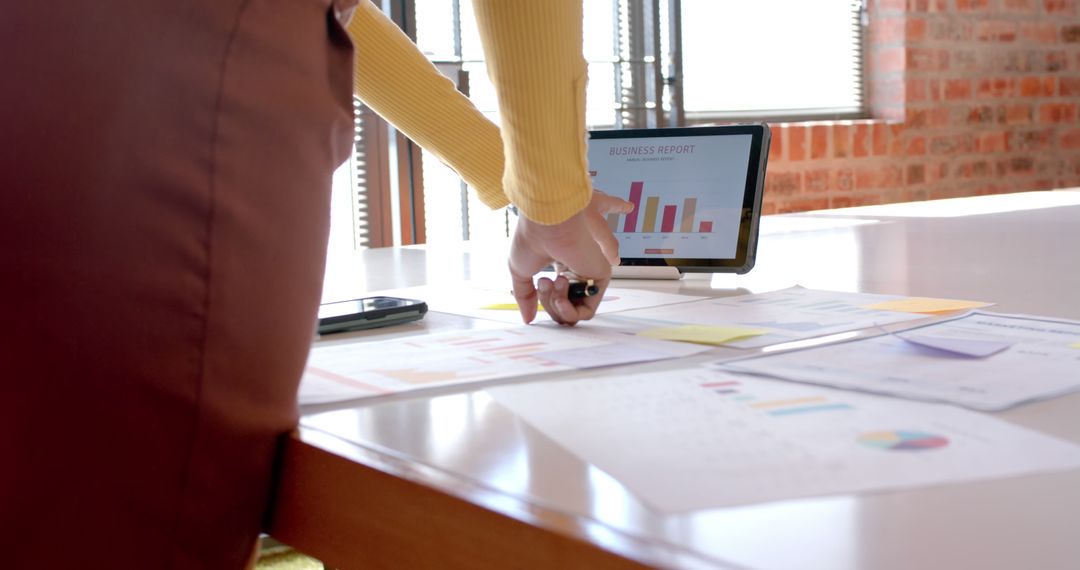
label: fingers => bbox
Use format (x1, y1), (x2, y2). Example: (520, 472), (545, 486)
(535, 278), (560, 323)
(537, 277), (574, 325)
(510, 267), (539, 324)
(509, 209), (620, 326)
(584, 205), (621, 265)
(585, 189), (631, 266)
(508, 230), (551, 324)
(591, 189), (635, 215)
(537, 275), (609, 326)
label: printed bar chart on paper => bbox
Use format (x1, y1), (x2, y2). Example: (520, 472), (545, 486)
(298, 325), (710, 407)
(588, 134), (753, 259)
(488, 367), (1080, 512)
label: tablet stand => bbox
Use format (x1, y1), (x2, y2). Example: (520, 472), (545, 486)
(611, 266), (682, 280)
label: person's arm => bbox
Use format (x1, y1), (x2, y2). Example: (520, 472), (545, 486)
(473, 0), (627, 325)
(471, 0), (592, 225)
(345, 2), (508, 210)
(348, 1), (629, 325)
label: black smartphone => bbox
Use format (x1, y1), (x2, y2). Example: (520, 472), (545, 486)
(317, 296), (428, 334)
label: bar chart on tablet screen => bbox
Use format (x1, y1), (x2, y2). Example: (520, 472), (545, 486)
(605, 182), (718, 234)
(588, 134), (752, 259)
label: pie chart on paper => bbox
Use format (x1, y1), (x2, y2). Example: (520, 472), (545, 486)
(857, 430), (950, 451)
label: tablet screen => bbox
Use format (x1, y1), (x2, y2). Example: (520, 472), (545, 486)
(587, 125), (769, 273)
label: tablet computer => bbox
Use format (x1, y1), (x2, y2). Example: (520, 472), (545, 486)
(587, 124), (770, 274)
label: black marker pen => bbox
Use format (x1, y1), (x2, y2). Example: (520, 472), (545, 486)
(561, 271), (599, 301)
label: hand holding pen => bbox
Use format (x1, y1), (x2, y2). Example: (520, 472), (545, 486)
(558, 267), (600, 303)
(507, 190), (632, 326)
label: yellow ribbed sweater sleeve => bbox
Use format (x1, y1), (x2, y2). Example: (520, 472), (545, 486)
(347, 0), (592, 225)
(473, 0), (592, 224)
(346, 1), (507, 210)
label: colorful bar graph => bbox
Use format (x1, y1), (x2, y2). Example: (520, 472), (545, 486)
(623, 181), (644, 232)
(679, 198), (697, 233)
(767, 403), (854, 416)
(642, 197), (659, 232)
(614, 180), (715, 234)
(660, 205), (677, 232)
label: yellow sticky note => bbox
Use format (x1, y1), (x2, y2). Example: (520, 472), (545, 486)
(480, 302), (545, 311)
(637, 325), (770, 346)
(863, 297), (992, 314)
(1069, 341), (1080, 349)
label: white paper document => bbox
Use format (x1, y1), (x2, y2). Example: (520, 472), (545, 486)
(725, 311), (1080, 411)
(592, 286), (934, 348)
(299, 324), (710, 406)
(366, 283), (706, 324)
(488, 367), (1080, 512)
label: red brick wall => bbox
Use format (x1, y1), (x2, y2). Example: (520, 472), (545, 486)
(761, 0), (1080, 214)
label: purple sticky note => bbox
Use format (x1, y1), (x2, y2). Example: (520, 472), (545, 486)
(896, 333), (1013, 358)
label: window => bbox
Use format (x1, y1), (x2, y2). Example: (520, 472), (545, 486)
(326, 0), (866, 254)
(680, 0), (865, 122)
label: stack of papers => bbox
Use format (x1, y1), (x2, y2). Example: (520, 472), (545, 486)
(298, 283), (1080, 513)
(300, 324), (710, 405)
(593, 286), (989, 347)
(724, 311), (1080, 410)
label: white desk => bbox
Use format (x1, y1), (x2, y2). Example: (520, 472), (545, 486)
(269, 190), (1080, 570)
